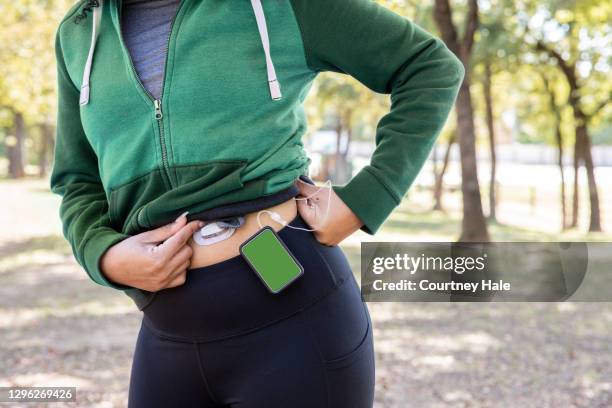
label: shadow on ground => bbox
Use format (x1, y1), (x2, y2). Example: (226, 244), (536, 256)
(3, 239), (612, 408)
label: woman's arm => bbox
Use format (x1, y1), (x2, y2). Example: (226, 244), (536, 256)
(50, 32), (200, 292)
(290, 0), (465, 235)
(50, 32), (133, 289)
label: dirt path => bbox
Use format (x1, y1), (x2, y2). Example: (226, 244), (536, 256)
(1, 180), (611, 407)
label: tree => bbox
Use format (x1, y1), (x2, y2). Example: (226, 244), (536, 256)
(540, 72), (568, 229)
(432, 130), (456, 212)
(7, 111), (26, 178)
(472, 9), (520, 222)
(38, 123), (55, 177)
(521, 0), (611, 232)
(0, 0), (70, 178)
(307, 73), (389, 184)
(434, 0), (490, 241)
(535, 42), (606, 232)
(482, 61), (497, 221)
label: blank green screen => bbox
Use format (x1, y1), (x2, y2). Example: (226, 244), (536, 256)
(241, 228), (303, 293)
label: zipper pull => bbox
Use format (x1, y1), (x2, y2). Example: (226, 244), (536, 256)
(154, 99), (163, 120)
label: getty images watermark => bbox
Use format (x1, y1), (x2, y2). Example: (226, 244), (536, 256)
(370, 251), (510, 293)
(360, 242), (612, 302)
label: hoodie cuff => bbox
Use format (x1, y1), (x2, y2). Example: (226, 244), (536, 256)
(332, 167), (400, 235)
(83, 230), (133, 291)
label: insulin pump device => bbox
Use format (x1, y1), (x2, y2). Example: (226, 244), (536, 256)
(197, 178), (331, 293)
(240, 226), (304, 294)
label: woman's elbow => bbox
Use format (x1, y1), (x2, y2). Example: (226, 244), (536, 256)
(437, 41), (465, 89)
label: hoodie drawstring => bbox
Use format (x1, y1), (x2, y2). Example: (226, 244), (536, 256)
(79, 0), (282, 106)
(79, 0), (103, 106)
(250, 0), (282, 100)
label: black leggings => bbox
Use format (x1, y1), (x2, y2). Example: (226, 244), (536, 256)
(128, 214), (375, 408)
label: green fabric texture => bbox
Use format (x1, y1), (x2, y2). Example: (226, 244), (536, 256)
(290, 0), (465, 233)
(50, 0), (463, 293)
(52, 23), (130, 290)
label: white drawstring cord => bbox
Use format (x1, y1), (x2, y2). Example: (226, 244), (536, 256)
(250, 0), (282, 100)
(257, 180), (333, 231)
(80, 1), (281, 105)
(79, 0), (103, 106)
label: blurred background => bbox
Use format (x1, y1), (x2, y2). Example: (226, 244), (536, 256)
(0, 0), (611, 407)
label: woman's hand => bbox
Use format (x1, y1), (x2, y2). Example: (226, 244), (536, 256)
(295, 180), (364, 246)
(100, 212), (203, 292)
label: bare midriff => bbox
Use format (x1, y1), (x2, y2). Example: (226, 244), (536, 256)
(187, 198), (298, 269)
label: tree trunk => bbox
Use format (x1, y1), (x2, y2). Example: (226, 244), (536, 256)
(342, 119), (353, 159)
(570, 137), (580, 228)
(543, 73), (567, 230)
(456, 77), (490, 242)
(433, 134), (455, 211)
(434, 0), (488, 242)
(555, 120), (567, 230)
(38, 123), (54, 178)
(483, 62), (497, 222)
(333, 114), (351, 185)
(569, 106), (601, 231)
(8, 112), (26, 178)
(334, 120), (342, 158)
(578, 124), (601, 231)
(536, 41), (602, 232)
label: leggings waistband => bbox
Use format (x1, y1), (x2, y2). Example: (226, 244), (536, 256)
(141, 214), (353, 342)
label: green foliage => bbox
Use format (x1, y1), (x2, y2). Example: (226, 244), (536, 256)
(0, 0), (610, 173)
(0, 0), (74, 125)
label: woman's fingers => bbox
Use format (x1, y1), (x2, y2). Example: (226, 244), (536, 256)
(165, 245), (193, 272)
(100, 212), (201, 292)
(296, 196), (318, 227)
(157, 220), (202, 257)
(140, 211), (189, 243)
(165, 270), (187, 288)
(137, 218), (198, 290)
(156, 239), (193, 289)
(297, 186), (364, 247)
(154, 255), (191, 291)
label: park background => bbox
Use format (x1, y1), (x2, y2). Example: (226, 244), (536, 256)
(0, 0), (611, 407)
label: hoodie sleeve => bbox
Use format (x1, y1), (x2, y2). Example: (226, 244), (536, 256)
(50, 31), (131, 290)
(289, 0), (465, 234)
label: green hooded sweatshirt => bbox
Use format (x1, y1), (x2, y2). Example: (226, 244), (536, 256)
(50, 0), (464, 308)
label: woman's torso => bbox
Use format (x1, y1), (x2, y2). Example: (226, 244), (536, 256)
(58, 0), (318, 236)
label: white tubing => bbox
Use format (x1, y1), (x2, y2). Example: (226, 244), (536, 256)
(257, 180), (333, 232)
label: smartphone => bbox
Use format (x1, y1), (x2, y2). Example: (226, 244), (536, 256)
(239, 226), (304, 293)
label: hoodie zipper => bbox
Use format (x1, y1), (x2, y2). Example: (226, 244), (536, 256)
(116, 0), (185, 189)
(153, 99), (168, 187)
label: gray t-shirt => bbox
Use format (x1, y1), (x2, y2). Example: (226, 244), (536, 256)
(121, 0), (181, 100)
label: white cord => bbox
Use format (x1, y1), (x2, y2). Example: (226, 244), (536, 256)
(250, 0), (282, 100)
(79, 0), (103, 105)
(257, 179), (333, 231)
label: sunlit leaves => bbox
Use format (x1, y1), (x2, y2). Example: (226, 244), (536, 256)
(0, 0), (75, 125)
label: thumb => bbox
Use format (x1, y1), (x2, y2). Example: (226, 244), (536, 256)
(295, 178), (319, 197)
(296, 194), (318, 226)
(139, 211), (190, 243)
